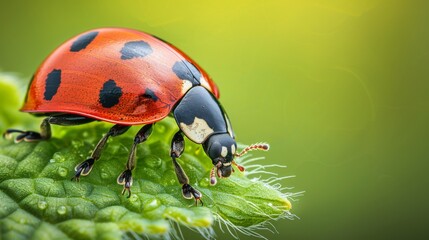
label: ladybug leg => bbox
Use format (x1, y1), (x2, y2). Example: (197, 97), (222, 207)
(117, 124), (153, 198)
(4, 114), (93, 143)
(170, 131), (203, 206)
(4, 117), (51, 143)
(72, 124), (131, 181)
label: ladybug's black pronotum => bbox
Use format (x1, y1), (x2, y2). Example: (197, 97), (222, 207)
(4, 28), (269, 205)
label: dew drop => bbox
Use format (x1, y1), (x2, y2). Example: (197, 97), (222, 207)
(268, 202), (273, 207)
(38, 200), (47, 210)
(19, 218), (26, 224)
(57, 206), (67, 215)
(100, 169), (109, 179)
(49, 159), (55, 163)
(199, 178), (210, 188)
(82, 131), (89, 138)
(129, 194), (138, 202)
(144, 198), (160, 211)
(53, 152), (66, 163)
(58, 167), (68, 177)
(71, 140), (83, 148)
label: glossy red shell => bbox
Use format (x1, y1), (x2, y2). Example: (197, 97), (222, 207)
(21, 28), (219, 125)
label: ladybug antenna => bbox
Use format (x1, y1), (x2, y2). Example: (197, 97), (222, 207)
(232, 160), (245, 172)
(234, 142), (270, 158)
(231, 143), (269, 173)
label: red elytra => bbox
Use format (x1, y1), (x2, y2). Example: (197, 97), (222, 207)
(21, 28), (219, 125)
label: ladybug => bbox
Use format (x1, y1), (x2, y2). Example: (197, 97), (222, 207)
(4, 28), (269, 204)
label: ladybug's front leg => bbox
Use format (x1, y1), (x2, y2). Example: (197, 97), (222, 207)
(117, 124), (153, 198)
(72, 124), (131, 181)
(170, 131), (203, 206)
(4, 117), (51, 142)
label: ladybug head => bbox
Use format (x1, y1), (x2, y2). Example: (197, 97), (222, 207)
(203, 133), (269, 185)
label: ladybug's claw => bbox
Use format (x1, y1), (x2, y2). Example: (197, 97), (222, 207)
(117, 169), (133, 198)
(182, 184), (203, 206)
(4, 129), (43, 143)
(121, 186), (132, 198)
(71, 158), (95, 181)
(71, 169), (82, 182)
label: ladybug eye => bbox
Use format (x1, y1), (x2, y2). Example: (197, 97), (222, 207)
(221, 146), (228, 158)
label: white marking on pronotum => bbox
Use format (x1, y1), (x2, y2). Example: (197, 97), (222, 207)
(179, 117), (214, 143)
(221, 146), (228, 157)
(181, 80), (193, 94)
(231, 144), (236, 155)
(199, 76), (212, 93)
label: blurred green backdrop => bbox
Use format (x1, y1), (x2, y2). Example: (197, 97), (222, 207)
(1, 0), (428, 239)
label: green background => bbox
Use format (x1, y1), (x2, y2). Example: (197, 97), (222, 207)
(1, 0), (428, 239)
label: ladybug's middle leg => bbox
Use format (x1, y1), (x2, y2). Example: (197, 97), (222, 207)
(72, 124), (131, 181)
(170, 131), (203, 206)
(117, 124), (153, 198)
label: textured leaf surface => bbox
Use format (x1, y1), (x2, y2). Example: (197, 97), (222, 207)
(0, 74), (293, 239)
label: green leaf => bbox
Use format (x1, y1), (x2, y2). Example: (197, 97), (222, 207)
(0, 73), (295, 239)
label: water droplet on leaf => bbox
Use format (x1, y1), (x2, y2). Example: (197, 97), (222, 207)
(71, 140), (83, 148)
(199, 178), (210, 187)
(129, 194), (138, 202)
(57, 206), (67, 215)
(100, 170), (108, 179)
(101, 172), (109, 179)
(38, 200), (47, 210)
(58, 167), (68, 177)
(53, 152), (65, 163)
(144, 198), (160, 211)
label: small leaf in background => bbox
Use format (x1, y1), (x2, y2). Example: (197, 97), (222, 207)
(0, 73), (297, 239)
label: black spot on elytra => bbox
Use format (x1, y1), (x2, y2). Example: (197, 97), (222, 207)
(70, 31), (98, 52)
(140, 88), (159, 102)
(172, 60), (201, 85)
(120, 41), (153, 60)
(44, 69), (62, 100)
(99, 79), (123, 108)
